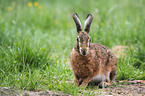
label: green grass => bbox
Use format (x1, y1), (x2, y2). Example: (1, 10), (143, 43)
(0, 0), (145, 95)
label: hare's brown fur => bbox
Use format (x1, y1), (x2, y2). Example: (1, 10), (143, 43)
(71, 42), (117, 87)
(70, 13), (117, 87)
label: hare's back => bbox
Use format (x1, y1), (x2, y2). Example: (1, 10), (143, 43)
(90, 43), (117, 64)
(90, 43), (110, 54)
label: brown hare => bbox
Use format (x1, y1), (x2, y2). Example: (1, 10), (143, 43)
(70, 13), (117, 88)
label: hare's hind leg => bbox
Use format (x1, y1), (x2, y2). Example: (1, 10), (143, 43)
(109, 69), (117, 85)
(98, 72), (111, 88)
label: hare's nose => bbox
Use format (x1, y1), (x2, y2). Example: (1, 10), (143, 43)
(81, 49), (87, 55)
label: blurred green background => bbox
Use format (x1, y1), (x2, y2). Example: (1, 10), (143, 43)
(0, 0), (145, 95)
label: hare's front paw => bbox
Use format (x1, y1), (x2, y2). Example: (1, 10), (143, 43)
(74, 79), (79, 86)
(80, 77), (92, 88)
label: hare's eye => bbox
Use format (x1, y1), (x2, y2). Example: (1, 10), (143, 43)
(89, 38), (91, 42)
(77, 37), (79, 42)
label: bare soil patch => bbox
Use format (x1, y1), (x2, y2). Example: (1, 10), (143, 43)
(103, 82), (145, 95)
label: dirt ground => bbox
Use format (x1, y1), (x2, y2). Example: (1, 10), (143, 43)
(1, 80), (145, 96)
(103, 82), (145, 95)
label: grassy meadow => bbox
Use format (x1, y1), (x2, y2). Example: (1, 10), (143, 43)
(0, 0), (145, 95)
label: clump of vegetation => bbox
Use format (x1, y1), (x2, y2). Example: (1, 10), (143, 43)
(133, 47), (145, 70)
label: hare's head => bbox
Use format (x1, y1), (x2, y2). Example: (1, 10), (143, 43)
(72, 13), (93, 56)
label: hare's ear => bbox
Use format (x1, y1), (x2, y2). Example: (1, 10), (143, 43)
(72, 13), (82, 33)
(84, 14), (93, 33)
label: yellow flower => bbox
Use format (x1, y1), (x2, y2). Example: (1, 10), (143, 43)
(34, 2), (38, 7)
(12, 2), (15, 6)
(55, 20), (59, 25)
(8, 7), (12, 11)
(28, 2), (32, 7)
(38, 5), (43, 9)
(67, 23), (70, 27)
